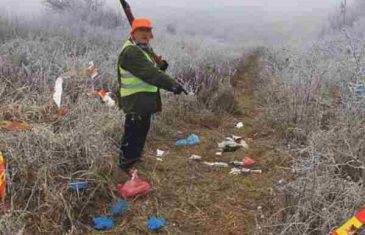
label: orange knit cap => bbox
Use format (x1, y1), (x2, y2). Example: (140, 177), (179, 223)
(130, 18), (153, 39)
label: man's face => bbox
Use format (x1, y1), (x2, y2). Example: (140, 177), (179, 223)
(132, 27), (152, 44)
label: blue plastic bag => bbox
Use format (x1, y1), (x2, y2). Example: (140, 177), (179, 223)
(147, 217), (166, 231)
(69, 181), (88, 192)
(175, 134), (200, 146)
(355, 84), (365, 95)
(92, 216), (114, 230)
(111, 200), (128, 216)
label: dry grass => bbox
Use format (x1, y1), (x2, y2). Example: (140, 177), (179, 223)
(0, 44), (288, 234)
(257, 29), (365, 233)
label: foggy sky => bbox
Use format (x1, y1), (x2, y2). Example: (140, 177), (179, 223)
(1, 0), (343, 17)
(0, 0), (349, 44)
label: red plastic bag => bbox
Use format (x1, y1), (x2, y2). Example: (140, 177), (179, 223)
(243, 156), (256, 167)
(117, 170), (151, 199)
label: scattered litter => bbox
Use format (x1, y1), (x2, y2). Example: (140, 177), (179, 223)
(229, 168), (242, 175)
(218, 139), (234, 148)
(156, 149), (165, 157)
(231, 135), (243, 141)
(175, 131), (183, 137)
(230, 168), (262, 175)
(175, 134), (200, 146)
(87, 61), (99, 79)
(235, 122), (244, 128)
(98, 90), (116, 107)
(257, 205), (265, 219)
(331, 209), (365, 235)
(223, 145), (241, 153)
(231, 161), (243, 166)
(218, 136), (249, 152)
(147, 217), (166, 231)
(354, 84), (365, 95)
(53, 76), (63, 108)
(215, 152), (223, 156)
(231, 156), (256, 167)
(69, 181), (88, 192)
(0, 151), (6, 209)
(243, 157), (256, 166)
(189, 154), (202, 160)
(0, 120), (31, 131)
(117, 170), (151, 199)
(111, 200), (128, 216)
(239, 140), (249, 150)
(92, 216), (114, 230)
(204, 162), (229, 168)
(156, 149), (166, 161)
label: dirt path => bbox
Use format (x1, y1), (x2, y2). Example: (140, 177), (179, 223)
(106, 52), (287, 235)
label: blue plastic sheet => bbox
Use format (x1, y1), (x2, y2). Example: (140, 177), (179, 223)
(69, 181), (88, 192)
(147, 217), (166, 231)
(92, 216), (114, 230)
(175, 134), (200, 146)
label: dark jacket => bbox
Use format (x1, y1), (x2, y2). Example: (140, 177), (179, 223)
(117, 39), (178, 114)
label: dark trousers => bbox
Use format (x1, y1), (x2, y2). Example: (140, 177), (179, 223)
(119, 113), (151, 169)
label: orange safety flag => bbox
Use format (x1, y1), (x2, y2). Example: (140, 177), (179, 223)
(98, 89), (107, 98)
(0, 151), (6, 209)
(331, 209), (365, 235)
(0, 120), (31, 131)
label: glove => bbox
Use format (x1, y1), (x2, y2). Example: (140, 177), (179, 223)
(158, 60), (169, 71)
(172, 84), (187, 95)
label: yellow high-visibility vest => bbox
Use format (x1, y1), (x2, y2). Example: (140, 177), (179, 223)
(119, 40), (158, 97)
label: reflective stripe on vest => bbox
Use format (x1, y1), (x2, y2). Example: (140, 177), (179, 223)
(119, 40), (158, 97)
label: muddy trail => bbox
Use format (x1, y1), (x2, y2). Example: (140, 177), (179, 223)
(105, 52), (288, 235)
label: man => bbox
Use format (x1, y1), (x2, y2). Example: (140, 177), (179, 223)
(117, 18), (186, 175)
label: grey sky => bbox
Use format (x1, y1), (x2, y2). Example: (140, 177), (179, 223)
(1, 0), (343, 16)
(0, 0), (348, 43)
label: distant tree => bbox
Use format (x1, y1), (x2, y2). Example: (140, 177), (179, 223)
(44, 0), (126, 29)
(329, 0), (365, 30)
(44, 0), (75, 12)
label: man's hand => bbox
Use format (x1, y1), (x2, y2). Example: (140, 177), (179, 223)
(159, 60), (169, 71)
(172, 84), (188, 95)
(155, 56), (169, 71)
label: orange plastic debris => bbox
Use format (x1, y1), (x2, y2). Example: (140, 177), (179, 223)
(0, 120), (31, 131)
(98, 90), (107, 98)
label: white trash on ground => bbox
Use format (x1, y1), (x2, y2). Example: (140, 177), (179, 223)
(53, 76), (64, 108)
(204, 162), (229, 167)
(189, 155), (202, 160)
